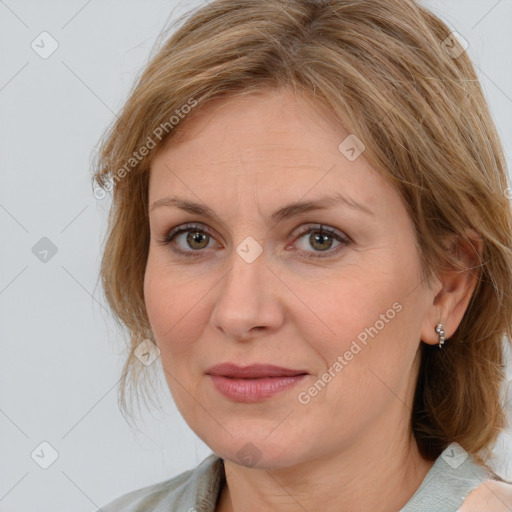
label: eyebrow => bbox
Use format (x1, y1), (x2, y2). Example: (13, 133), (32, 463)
(149, 192), (374, 223)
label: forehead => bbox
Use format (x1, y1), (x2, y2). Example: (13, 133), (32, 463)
(164, 88), (347, 153)
(149, 88), (397, 214)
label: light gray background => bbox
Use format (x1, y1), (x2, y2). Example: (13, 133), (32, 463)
(1, 1), (511, 511)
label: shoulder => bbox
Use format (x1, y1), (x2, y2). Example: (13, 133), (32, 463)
(96, 454), (222, 512)
(458, 480), (512, 512)
(97, 469), (194, 512)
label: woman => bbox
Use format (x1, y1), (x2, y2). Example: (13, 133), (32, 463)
(93, 0), (512, 510)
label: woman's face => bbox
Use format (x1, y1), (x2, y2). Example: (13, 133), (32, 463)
(144, 88), (439, 468)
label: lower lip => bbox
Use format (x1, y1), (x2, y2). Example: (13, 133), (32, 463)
(208, 374), (307, 402)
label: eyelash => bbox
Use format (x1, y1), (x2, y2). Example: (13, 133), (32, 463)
(158, 222), (351, 259)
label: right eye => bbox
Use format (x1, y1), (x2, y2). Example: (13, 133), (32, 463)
(159, 222), (218, 257)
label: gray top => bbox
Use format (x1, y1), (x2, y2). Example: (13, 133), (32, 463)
(97, 442), (495, 512)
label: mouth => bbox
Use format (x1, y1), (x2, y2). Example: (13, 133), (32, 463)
(206, 363), (308, 379)
(206, 363), (309, 402)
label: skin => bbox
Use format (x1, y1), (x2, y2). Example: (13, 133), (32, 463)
(459, 481), (512, 512)
(144, 87), (493, 512)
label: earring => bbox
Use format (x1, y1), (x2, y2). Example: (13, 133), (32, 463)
(435, 322), (446, 348)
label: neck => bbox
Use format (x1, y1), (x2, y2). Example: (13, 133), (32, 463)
(216, 405), (434, 512)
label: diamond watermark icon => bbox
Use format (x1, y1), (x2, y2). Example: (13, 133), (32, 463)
(31, 441), (59, 469)
(134, 338), (161, 366)
(441, 441), (468, 468)
(338, 134), (366, 162)
(236, 236), (263, 263)
(441, 31), (469, 59)
(32, 237), (58, 263)
(31, 31), (59, 59)
(236, 442), (262, 467)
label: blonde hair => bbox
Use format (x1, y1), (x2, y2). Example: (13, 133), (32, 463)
(92, 0), (512, 476)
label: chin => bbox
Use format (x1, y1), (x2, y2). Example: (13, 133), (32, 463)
(210, 434), (306, 470)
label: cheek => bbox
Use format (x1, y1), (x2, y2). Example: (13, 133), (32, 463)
(143, 255), (213, 363)
(294, 263), (420, 397)
(294, 287), (414, 431)
(290, 268), (401, 357)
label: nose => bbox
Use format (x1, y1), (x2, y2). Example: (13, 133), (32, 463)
(209, 246), (285, 341)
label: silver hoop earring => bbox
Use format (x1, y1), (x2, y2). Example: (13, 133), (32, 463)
(435, 323), (446, 348)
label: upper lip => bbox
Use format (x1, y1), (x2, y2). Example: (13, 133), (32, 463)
(206, 363), (308, 378)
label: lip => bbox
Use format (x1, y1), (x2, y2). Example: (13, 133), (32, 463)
(206, 363), (308, 378)
(206, 363), (308, 402)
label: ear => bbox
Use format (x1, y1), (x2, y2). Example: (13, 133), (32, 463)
(420, 230), (483, 347)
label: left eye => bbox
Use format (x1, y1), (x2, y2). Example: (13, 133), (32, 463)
(291, 224), (349, 257)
